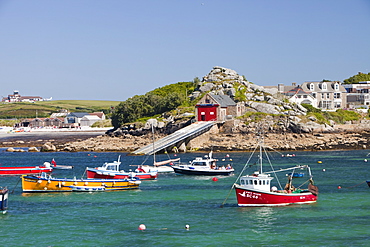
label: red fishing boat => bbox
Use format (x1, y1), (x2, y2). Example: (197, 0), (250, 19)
(233, 135), (318, 207)
(0, 162), (53, 176)
(86, 156), (158, 180)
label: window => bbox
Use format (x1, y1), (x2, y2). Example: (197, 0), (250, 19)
(334, 93), (340, 99)
(309, 83), (314, 91)
(327, 93), (330, 99)
(321, 101), (332, 109)
(205, 99), (210, 103)
(334, 84), (339, 90)
(322, 83), (327, 90)
(312, 93), (316, 98)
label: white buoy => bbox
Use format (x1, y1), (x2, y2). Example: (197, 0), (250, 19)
(322, 168), (326, 172)
(138, 224), (146, 231)
(185, 224), (190, 230)
(364, 159), (368, 162)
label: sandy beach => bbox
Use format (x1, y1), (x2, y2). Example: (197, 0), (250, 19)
(0, 127), (111, 147)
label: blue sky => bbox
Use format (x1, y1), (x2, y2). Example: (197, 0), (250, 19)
(0, 0), (369, 101)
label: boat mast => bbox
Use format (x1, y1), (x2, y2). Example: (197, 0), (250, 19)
(259, 135), (263, 174)
(151, 122), (156, 164)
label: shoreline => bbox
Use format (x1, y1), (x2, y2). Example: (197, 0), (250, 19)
(1, 129), (369, 153)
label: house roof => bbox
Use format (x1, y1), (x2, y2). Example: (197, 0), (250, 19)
(67, 112), (89, 118)
(210, 94), (236, 107)
(284, 86), (311, 97)
(81, 115), (101, 121)
(90, 112), (104, 119)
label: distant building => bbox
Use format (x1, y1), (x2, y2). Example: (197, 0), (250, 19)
(80, 115), (101, 127)
(342, 81), (370, 108)
(50, 109), (70, 118)
(2, 90), (51, 103)
(283, 85), (318, 107)
(300, 81), (347, 111)
(17, 112), (105, 128)
(274, 81), (347, 111)
(65, 112), (105, 127)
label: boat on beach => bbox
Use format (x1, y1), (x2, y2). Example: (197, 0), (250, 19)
(21, 172), (141, 192)
(86, 156), (158, 180)
(0, 187), (8, 214)
(233, 134), (318, 207)
(0, 163), (53, 176)
(172, 151), (234, 176)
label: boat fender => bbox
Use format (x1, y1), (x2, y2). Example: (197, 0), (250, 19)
(113, 181), (116, 185)
(37, 180), (42, 184)
(62, 182), (65, 185)
(44, 187), (47, 190)
(102, 183), (106, 186)
(58, 182), (61, 188)
(74, 182), (78, 185)
(84, 182), (88, 186)
(47, 180), (51, 183)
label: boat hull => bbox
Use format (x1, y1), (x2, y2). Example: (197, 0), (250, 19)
(235, 185), (317, 207)
(0, 167), (53, 176)
(86, 168), (157, 180)
(21, 175), (141, 192)
(173, 167), (234, 176)
(0, 188), (8, 214)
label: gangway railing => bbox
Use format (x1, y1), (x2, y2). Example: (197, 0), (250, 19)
(132, 121), (216, 155)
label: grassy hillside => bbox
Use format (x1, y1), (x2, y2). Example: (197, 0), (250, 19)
(0, 100), (121, 119)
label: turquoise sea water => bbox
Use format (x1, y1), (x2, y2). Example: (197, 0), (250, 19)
(0, 148), (369, 246)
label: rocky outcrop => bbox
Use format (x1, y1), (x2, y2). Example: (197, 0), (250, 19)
(41, 142), (56, 152)
(190, 66), (307, 116)
(53, 121), (370, 153)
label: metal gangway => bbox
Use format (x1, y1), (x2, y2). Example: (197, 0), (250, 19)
(132, 121), (216, 155)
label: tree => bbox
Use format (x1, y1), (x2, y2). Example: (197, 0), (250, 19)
(343, 72), (370, 84)
(111, 81), (196, 128)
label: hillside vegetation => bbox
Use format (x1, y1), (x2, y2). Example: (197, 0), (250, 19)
(343, 72), (370, 84)
(0, 100), (120, 119)
(111, 81), (197, 128)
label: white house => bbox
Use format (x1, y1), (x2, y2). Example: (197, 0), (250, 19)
(80, 115), (102, 127)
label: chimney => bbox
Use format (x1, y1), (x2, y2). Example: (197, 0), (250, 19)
(278, 84), (284, 92)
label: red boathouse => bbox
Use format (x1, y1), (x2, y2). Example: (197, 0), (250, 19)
(195, 93), (240, 122)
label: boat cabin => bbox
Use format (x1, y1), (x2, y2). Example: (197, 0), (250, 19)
(98, 161), (121, 171)
(190, 157), (216, 167)
(239, 172), (274, 192)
